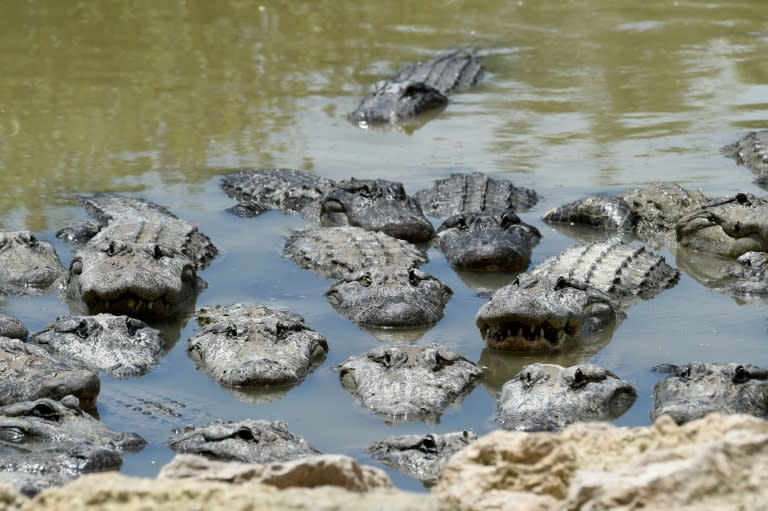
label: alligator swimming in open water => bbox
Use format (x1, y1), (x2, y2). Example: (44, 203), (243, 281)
(65, 195), (217, 319)
(333, 344), (483, 422)
(30, 314), (165, 378)
(651, 362), (768, 424)
(0, 231), (67, 295)
(496, 363), (636, 431)
(347, 48), (483, 126)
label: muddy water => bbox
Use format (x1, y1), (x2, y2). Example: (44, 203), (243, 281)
(1, 0), (767, 491)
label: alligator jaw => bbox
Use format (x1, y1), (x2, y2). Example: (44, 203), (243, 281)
(479, 319), (571, 351)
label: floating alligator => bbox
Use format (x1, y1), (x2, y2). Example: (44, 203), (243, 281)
(651, 362), (768, 424)
(65, 195), (217, 319)
(724, 130), (768, 186)
(496, 363), (636, 431)
(0, 231), (67, 295)
(333, 344), (483, 422)
(476, 240), (678, 351)
(0, 313), (28, 340)
(30, 314), (165, 378)
(347, 48), (483, 125)
(166, 419), (320, 463)
(366, 430), (476, 487)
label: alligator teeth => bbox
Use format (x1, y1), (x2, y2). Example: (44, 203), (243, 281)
(148, 301), (153, 310)
(518, 327), (523, 337)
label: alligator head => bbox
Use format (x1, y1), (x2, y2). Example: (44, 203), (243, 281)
(475, 274), (622, 351)
(496, 363), (637, 431)
(676, 193), (768, 257)
(325, 267), (452, 329)
(320, 178), (435, 243)
(651, 362), (768, 424)
(721, 251), (768, 297)
(435, 209), (541, 271)
(0, 231), (66, 294)
(66, 239), (201, 319)
(347, 80), (448, 125)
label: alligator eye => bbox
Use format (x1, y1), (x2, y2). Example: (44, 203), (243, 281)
(149, 244), (175, 259)
(676, 365), (691, 379)
(18, 232), (38, 246)
(732, 365), (749, 384)
(418, 434), (438, 454)
(31, 403), (61, 421)
(555, 276), (568, 289)
(571, 368), (587, 388)
(105, 241), (124, 256)
(323, 199), (346, 213)
(457, 216), (468, 229)
(75, 319), (90, 338)
(500, 212), (520, 228)
(735, 193), (749, 204)
(126, 318), (145, 336)
(408, 269), (421, 286)
(358, 273), (372, 287)
(233, 427), (256, 442)
(70, 259), (83, 275)
(732, 221), (741, 233)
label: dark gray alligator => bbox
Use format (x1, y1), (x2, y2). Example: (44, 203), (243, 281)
(325, 267), (452, 329)
(221, 167), (338, 219)
(724, 130), (768, 184)
(433, 209), (541, 271)
(414, 171), (539, 217)
(0, 337), (99, 409)
(283, 226), (427, 280)
(30, 314), (165, 378)
(166, 419), (320, 463)
(65, 194), (217, 319)
(187, 303), (328, 387)
(542, 195), (636, 231)
(651, 362), (768, 424)
(720, 251), (768, 297)
(496, 363), (637, 431)
(0, 313), (28, 340)
(333, 344), (483, 422)
(366, 430), (476, 487)
(347, 48), (483, 125)
(319, 178), (435, 243)
(0, 231), (67, 294)
(476, 240), (678, 351)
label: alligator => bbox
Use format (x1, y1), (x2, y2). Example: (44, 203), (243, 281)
(319, 178), (435, 243)
(56, 220), (101, 243)
(723, 130), (768, 184)
(496, 363), (637, 431)
(30, 314), (165, 378)
(0, 231), (67, 295)
(651, 362), (768, 424)
(0, 337), (100, 409)
(0, 313), (28, 340)
(720, 251), (768, 297)
(433, 209), (541, 271)
(220, 168), (338, 220)
(475, 240), (678, 351)
(542, 195), (636, 231)
(325, 266), (453, 329)
(332, 344), (484, 422)
(366, 430), (477, 487)
(283, 226), (427, 280)
(65, 194), (217, 319)
(347, 48), (483, 126)
(414, 172), (539, 218)
(166, 419), (320, 463)
(187, 303), (328, 387)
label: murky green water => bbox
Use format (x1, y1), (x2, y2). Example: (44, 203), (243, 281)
(1, 0), (767, 491)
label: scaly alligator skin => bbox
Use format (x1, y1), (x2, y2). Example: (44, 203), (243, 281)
(366, 431), (477, 487)
(66, 195), (217, 319)
(0, 337), (99, 409)
(320, 178), (435, 243)
(333, 344), (483, 422)
(0, 231), (67, 294)
(56, 220), (101, 243)
(676, 192), (768, 257)
(434, 209), (541, 271)
(347, 48), (483, 125)
(283, 226), (427, 280)
(476, 274), (622, 351)
(496, 363), (636, 431)
(325, 267), (452, 329)
(542, 196), (636, 231)
(414, 172), (539, 217)
(187, 303), (328, 387)
(651, 362), (768, 424)
(0, 313), (28, 340)
(721, 251), (768, 297)
(30, 314), (165, 378)
(221, 168), (337, 220)
(166, 419), (320, 463)
(723, 130), (768, 176)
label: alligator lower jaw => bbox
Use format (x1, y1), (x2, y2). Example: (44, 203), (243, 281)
(479, 321), (572, 351)
(83, 294), (179, 319)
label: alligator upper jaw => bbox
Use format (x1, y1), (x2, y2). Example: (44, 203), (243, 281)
(79, 291), (190, 319)
(478, 318), (572, 352)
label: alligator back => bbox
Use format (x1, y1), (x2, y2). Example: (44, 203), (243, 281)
(391, 48), (484, 95)
(530, 240), (679, 302)
(723, 130), (768, 176)
(542, 196), (636, 231)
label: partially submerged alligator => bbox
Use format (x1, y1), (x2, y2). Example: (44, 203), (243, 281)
(496, 363), (637, 431)
(187, 303), (328, 387)
(724, 130), (768, 184)
(0, 337), (100, 409)
(720, 251), (768, 297)
(651, 362), (768, 424)
(347, 48), (483, 125)
(30, 314), (165, 378)
(366, 430), (476, 487)
(0, 231), (67, 295)
(476, 240), (678, 351)
(65, 195), (217, 319)
(166, 419), (320, 463)
(333, 344), (483, 422)
(0, 313), (28, 340)
(433, 209), (541, 271)
(325, 266), (452, 329)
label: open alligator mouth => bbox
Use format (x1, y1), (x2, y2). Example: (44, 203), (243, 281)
(82, 293), (181, 319)
(479, 320), (576, 351)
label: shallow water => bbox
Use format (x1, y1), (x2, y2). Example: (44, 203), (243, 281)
(1, 0), (767, 491)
